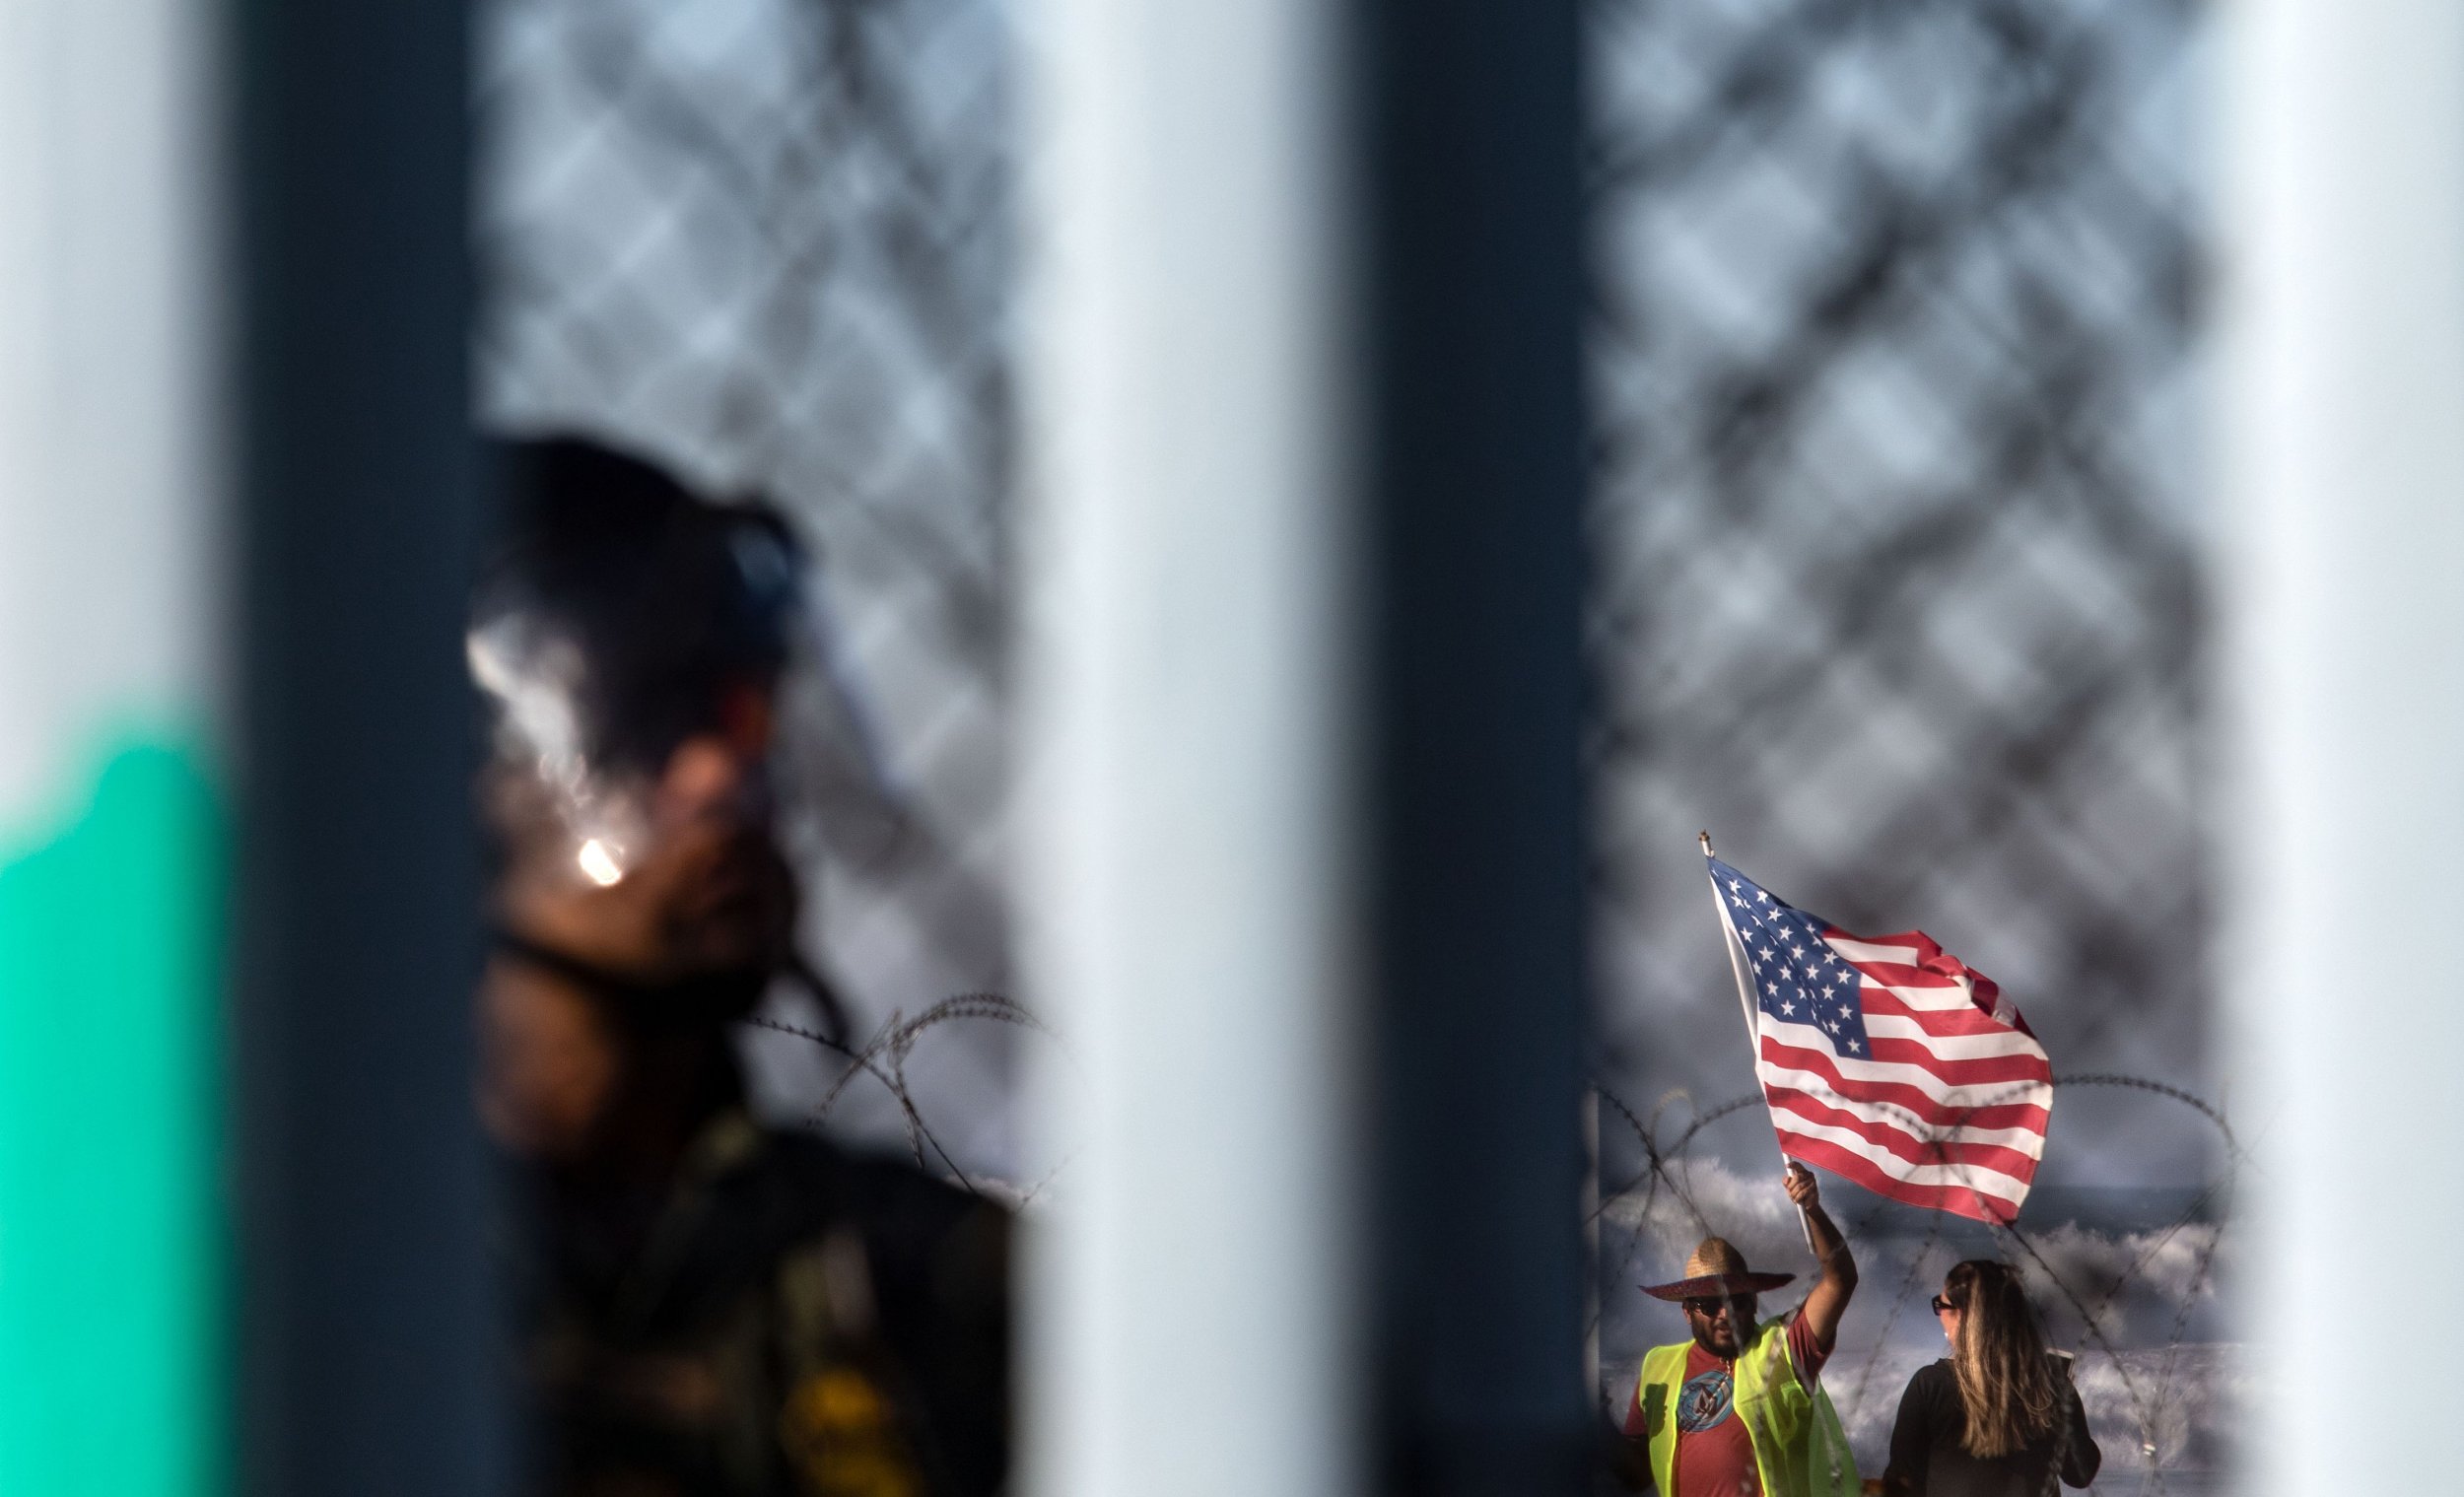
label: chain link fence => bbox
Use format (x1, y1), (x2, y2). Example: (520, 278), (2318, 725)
(476, 0), (1027, 1181)
(1587, 0), (2227, 1485)
(1589, 0), (2211, 1158)
(477, 0), (2231, 1481)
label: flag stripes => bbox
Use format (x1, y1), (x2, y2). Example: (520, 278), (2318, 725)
(1707, 854), (2053, 1224)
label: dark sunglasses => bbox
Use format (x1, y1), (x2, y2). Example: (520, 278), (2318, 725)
(1682, 1296), (1752, 1317)
(1930, 1295), (1965, 1316)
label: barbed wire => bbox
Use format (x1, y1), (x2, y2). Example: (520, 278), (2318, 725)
(744, 989), (1051, 1198)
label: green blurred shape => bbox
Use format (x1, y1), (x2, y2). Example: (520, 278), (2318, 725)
(0, 741), (223, 1496)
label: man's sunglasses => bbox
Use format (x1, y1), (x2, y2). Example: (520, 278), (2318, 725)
(1930, 1296), (1965, 1316)
(1682, 1296), (1752, 1317)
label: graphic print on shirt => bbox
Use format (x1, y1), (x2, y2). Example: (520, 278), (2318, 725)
(1676, 1367), (1735, 1433)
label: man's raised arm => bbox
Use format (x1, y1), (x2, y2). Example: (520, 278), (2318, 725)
(1786, 1162), (1856, 1353)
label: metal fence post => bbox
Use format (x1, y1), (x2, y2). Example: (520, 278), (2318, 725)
(1022, 0), (1584, 1492)
(1356, 2), (1588, 1491)
(2223, 1), (2464, 1492)
(1018, 0), (1362, 1492)
(230, 1), (499, 1492)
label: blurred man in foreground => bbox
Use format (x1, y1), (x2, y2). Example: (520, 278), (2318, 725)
(1616, 1164), (1859, 1497)
(471, 437), (1008, 1497)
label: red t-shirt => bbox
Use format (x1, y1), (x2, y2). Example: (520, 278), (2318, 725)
(1622, 1312), (1828, 1497)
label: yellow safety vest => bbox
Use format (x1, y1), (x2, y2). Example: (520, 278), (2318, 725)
(1633, 1318), (1859, 1497)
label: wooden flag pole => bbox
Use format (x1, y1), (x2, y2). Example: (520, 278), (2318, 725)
(1701, 831), (1818, 1258)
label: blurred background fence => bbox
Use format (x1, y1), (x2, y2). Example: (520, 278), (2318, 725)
(1585, 0), (2225, 1485)
(476, 0), (2227, 1478)
(1587, 0), (2213, 1178)
(477, 0), (1026, 1180)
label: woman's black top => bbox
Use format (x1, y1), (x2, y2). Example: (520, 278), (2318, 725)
(1882, 1357), (2100, 1497)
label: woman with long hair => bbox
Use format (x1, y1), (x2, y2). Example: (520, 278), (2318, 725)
(1881, 1260), (2099, 1496)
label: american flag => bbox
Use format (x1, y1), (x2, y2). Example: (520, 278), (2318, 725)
(1706, 853), (2052, 1224)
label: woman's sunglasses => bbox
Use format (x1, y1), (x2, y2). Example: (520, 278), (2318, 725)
(1929, 1295), (1964, 1316)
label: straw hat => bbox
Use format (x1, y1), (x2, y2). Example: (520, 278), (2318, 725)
(1640, 1236), (1796, 1302)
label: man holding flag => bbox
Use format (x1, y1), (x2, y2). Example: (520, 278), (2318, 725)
(1616, 841), (2059, 1493)
(1620, 1166), (1861, 1497)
